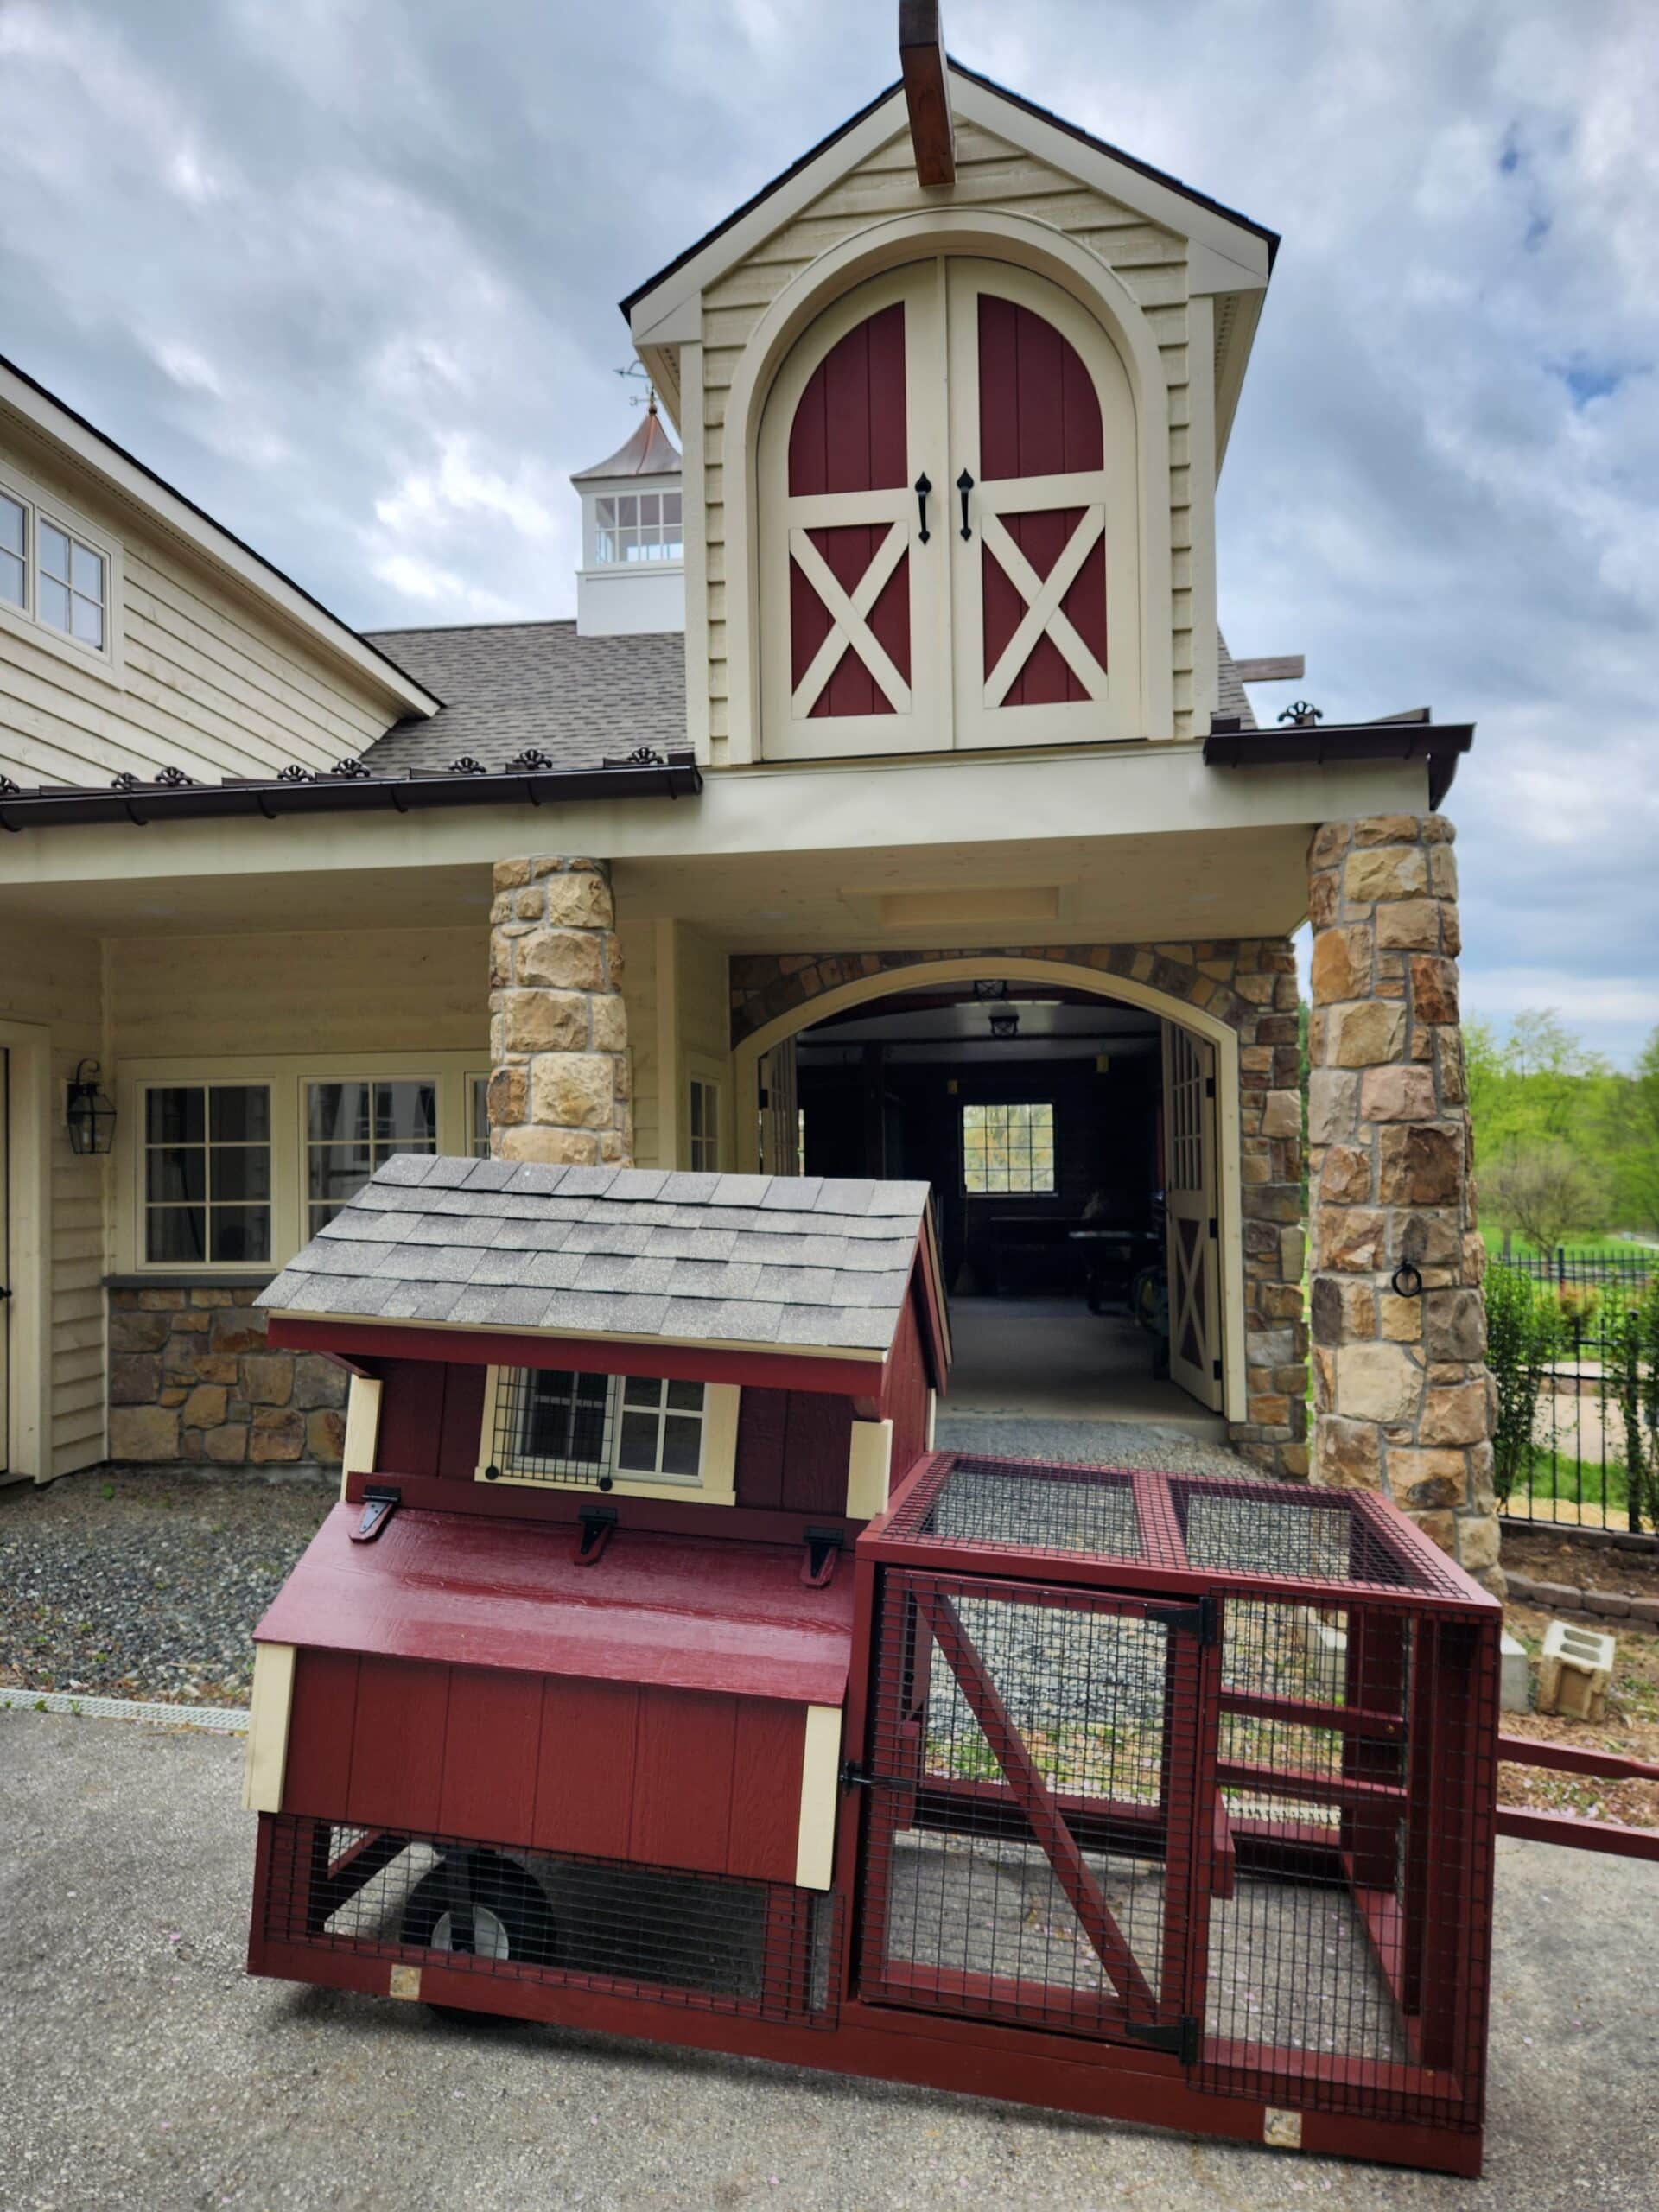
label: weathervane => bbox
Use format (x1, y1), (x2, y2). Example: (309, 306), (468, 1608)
(616, 360), (658, 414)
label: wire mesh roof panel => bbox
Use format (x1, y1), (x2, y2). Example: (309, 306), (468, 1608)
(880, 1452), (1160, 1567)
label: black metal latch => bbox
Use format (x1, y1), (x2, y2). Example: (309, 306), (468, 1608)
(1161, 1592), (1221, 1645)
(841, 1759), (878, 1789)
(351, 1485), (401, 1543)
(1125, 2014), (1202, 2066)
(801, 1525), (846, 1588)
(575, 1504), (618, 1566)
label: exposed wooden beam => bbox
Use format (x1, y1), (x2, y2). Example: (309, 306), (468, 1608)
(899, 1), (956, 188)
(1232, 654), (1305, 683)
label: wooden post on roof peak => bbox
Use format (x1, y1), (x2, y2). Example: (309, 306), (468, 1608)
(899, 1), (956, 188)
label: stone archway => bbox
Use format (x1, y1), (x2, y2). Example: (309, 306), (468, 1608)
(728, 938), (1307, 1478)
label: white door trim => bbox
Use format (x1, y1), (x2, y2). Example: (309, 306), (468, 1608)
(0, 1020), (54, 1483)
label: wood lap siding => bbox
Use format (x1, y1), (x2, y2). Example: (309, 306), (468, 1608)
(0, 434), (392, 788)
(697, 118), (1197, 753)
(881, 1287), (933, 1484)
(282, 1651), (806, 1883)
(734, 1388), (855, 1513)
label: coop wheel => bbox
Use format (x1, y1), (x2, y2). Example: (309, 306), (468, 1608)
(400, 1851), (556, 1969)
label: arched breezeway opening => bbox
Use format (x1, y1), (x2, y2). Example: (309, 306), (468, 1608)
(731, 957), (1247, 1428)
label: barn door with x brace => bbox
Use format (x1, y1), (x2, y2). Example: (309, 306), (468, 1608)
(1162, 1023), (1224, 1412)
(852, 1567), (1212, 2058)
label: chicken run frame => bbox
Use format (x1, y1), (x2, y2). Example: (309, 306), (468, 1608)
(243, 1160), (1502, 2178)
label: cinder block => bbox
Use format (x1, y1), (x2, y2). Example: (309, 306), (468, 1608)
(1499, 1631), (1530, 1714)
(1535, 1620), (1615, 1722)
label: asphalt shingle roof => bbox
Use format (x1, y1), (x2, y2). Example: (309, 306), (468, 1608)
(257, 1155), (932, 1356)
(359, 621), (685, 776)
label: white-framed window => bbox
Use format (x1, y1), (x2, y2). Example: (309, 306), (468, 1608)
(305, 1077), (436, 1236)
(469, 1072), (492, 1158)
(143, 1083), (272, 1263)
(117, 1053), (484, 1274)
(0, 471), (116, 660)
(479, 1367), (740, 1503)
(594, 489), (683, 565)
(688, 1076), (721, 1173)
(962, 1101), (1057, 1196)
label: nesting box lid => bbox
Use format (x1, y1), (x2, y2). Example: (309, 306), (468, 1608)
(257, 1156), (949, 1385)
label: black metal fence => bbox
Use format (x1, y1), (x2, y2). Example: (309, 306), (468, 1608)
(1489, 1253), (1659, 1535)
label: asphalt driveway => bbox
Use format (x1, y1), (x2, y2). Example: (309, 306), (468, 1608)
(2, 1711), (1654, 2212)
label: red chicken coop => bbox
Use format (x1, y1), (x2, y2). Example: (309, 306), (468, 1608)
(243, 1159), (1500, 2177)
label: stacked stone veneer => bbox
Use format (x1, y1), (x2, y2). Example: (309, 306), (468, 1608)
(729, 938), (1308, 1479)
(488, 856), (632, 1166)
(1306, 815), (1500, 1592)
(108, 1287), (346, 1466)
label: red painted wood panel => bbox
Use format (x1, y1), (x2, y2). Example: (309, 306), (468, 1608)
(281, 1648), (359, 1817)
(790, 531), (910, 715)
(345, 1656), (449, 1833)
(781, 1391), (855, 1516)
(977, 293), (1102, 480)
(728, 1698), (807, 1881)
(531, 1677), (639, 1859)
(436, 1361), (486, 1479)
(437, 1666), (543, 1842)
(374, 1358), (448, 1478)
(629, 1689), (737, 1873)
(734, 1389), (789, 1510)
(788, 302), (906, 497)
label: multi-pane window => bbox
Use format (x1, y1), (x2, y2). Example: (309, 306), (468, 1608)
(688, 1077), (721, 1172)
(0, 481), (109, 649)
(594, 490), (683, 564)
(469, 1073), (492, 1159)
(38, 518), (105, 646)
(962, 1102), (1057, 1195)
(143, 1084), (272, 1262)
(305, 1078), (436, 1234)
(0, 491), (23, 608)
(493, 1368), (708, 1488)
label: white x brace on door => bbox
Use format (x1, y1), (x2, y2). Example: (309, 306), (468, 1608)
(1162, 1024), (1222, 1412)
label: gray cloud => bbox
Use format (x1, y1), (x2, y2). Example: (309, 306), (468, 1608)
(1, 1), (1653, 1058)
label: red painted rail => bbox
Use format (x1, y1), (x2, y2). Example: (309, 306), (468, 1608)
(1495, 1732), (1659, 1860)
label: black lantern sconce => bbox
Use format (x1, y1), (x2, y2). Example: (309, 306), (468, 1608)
(988, 1009), (1020, 1041)
(66, 1058), (117, 1156)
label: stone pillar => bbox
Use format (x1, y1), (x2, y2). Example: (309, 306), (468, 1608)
(1306, 814), (1500, 1592)
(487, 856), (632, 1166)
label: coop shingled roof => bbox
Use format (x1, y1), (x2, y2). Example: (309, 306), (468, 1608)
(257, 1156), (933, 1356)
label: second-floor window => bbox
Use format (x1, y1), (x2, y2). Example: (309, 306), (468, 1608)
(0, 481), (108, 651)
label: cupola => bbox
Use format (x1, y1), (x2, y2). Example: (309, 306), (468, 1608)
(570, 397), (684, 637)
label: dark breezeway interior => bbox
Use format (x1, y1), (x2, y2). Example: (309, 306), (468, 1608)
(795, 980), (1220, 1430)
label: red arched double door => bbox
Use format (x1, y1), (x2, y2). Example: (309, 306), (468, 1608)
(759, 258), (1141, 758)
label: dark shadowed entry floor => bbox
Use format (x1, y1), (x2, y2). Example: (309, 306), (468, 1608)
(944, 1298), (1223, 1432)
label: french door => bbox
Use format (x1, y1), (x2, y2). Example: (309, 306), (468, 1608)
(759, 257), (1140, 758)
(1162, 1024), (1222, 1412)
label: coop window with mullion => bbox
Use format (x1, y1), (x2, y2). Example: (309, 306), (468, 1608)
(478, 1366), (735, 1498)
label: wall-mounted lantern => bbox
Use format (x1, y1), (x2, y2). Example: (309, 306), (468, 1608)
(988, 1009), (1020, 1040)
(66, 1058), (116, 1156)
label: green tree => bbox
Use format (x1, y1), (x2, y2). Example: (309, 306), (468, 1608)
(1482, 1141), (1605, 1254)
(1605, 1027), (1659, 1237)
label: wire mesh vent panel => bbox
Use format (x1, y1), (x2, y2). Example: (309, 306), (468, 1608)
(858, 1568), (1198, 2039)
(1196, 1595), (1497, 2129)
(263, 1819), (837, 2027)
(880, 1454), (1150, 1566)
(485, 1366), (615, 1486)
(1169, 1477), (1429, 1592)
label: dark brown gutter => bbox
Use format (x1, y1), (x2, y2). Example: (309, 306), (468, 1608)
(0, 751), (702, 832)
(1203, 717), (1474, 810)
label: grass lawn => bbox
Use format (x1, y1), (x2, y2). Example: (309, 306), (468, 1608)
(1495, 1232), (1654, 1262)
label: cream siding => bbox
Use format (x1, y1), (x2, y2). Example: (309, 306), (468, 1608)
(694, 119), (1201, 760)
(620, 918), (660, 1167)
(619, 919), (728, 1172)
(0, 423), (398, 789)
(0, 919), (106, 1477)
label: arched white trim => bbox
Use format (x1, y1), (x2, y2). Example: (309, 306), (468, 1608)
(721, 207), (1177, 765)
(730, 956), (1244, 1422)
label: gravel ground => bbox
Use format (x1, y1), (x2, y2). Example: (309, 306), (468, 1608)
(3, 1711), (1656, 2212)
(933, 1413), (1267, 1478)
(0, 1468), (331, 1704)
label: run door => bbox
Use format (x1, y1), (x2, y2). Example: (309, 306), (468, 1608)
(1162, 1024), (1222, 1412)
(855, 1567), (1206, 2056)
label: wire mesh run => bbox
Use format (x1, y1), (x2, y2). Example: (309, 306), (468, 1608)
(881, 1454), (1147, 1565)
(262, 1818), (837, 2028)
(1170, 1477), (1427, 1592)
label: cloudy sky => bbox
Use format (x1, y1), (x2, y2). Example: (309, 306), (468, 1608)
(1, 1), (1655, 1061)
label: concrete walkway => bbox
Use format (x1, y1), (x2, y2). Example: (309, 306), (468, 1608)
(2, 1712), (1654, 2211)
(945, 1298), (1221, 1431)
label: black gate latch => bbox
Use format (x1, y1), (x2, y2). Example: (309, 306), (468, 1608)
(841, 1759), (877, 1789)
(351, 1485), (401, 1543)
(1161, 1592), (1221, 1644)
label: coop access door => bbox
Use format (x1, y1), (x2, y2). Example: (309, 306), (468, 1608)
(855, 1567), (1210, 2055)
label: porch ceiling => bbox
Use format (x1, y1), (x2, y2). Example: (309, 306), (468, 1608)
(613, 823), (1313, 952)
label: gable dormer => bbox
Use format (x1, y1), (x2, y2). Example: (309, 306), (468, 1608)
(622, 61), (1274, 766)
